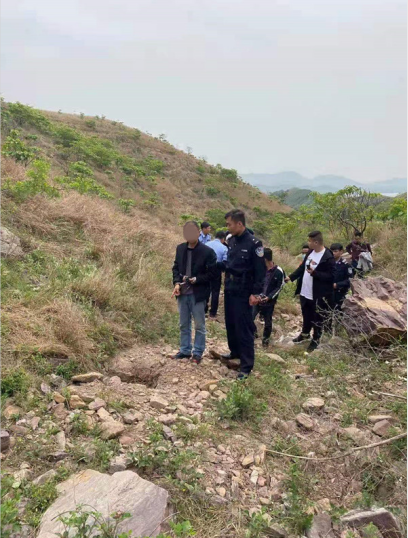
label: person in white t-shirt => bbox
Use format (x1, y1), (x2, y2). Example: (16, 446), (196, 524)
(284, 231), (335, 351)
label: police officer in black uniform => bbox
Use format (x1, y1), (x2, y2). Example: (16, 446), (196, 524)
(331, 242), (353, 310)
(222, 209), (265, 380)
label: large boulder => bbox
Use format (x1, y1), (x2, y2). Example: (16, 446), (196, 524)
(37, 469), (170, 538)
(0, 227), (24, 258)
(340, 508), (403, 538)
(343, 277), (407, 344)
(110, 354), (162, 387)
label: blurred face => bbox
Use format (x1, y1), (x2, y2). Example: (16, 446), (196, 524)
(302, 247), (309, 255)
(355, 235), (362, 243)
(332, 249), (343, 260)
(308, 236), (322, 250)
(225, 216), (244, 236)
(202, 226), (211, 236)
(183, 223), (200, 243)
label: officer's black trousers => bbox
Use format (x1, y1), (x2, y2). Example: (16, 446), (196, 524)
(300, 295), (334, 342)
(225, 291), (256, 374)
(253, 302), (276, 343)
(209, 273), (222, 317)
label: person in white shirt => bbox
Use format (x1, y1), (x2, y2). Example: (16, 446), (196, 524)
(285, 231), (335, 351)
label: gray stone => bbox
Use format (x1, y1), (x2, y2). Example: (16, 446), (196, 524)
(343, 427), (372, 447)
(110, 354), (162, 387)
(109, 455), (129, 473)
(71, 372), (104, 383)
(296, 413), (315, 430)
(41, 383), (51, 394)
(3, 405), (22, 420)
(307, 513), (335, 538)
(150, 395), (169, 410)
(48, 451), (69, 462)
(1, 227), (24, 258)
(32, 470), (57, 486)
(302, 397), (325, 412)
(88, 398), (107, 411)
(1, 430), (10, 452)
(158, 414), (177, 426)
(36, 470), (170, 538)
(122, 410), (143, 424)
(265, 353), (286, 365)
(368, 415), (394, 424)
(372, 419), (392, 437)
(55, 431), (66, 451)
(269, 524), (288, 538)
(340, 508), (403, 538)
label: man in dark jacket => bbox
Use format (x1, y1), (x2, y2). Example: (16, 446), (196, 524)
(223, 209), (265, 379)
(253, 248), (285, 347)
(285, 230), (335, 351)
(331, 242), (353, 310)
(171, 221), (217, 364)
(346, 232), (372, 277)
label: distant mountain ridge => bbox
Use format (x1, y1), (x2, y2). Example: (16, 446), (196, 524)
(242, 172), (407, 194)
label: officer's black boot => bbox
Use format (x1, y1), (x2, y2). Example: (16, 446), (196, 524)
(262, 339), (269, 348)
(221, 353), (239, 360)
(293, 333), (310, 344)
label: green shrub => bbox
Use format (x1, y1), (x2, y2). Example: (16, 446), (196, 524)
(85, 119), (97, 130)
(220, 167), (238, 181)
(217, 382), (266, 421)
(24, 481), (59, 527)
(56, 506), (132, 538)
(118, 198), (136, 213)
(2, 368), (31, 397)
(205, 186), (220, 196)
(56, 161), (112, 198)
(2, 129), (39, 165)
(7, 102), (53, 133)
(54, 125), (81, 148)
(196, 165), (206, 174)
(1, 476), (21, 538)
(2, 159), (59, 201)
(144, 155), (164, 173)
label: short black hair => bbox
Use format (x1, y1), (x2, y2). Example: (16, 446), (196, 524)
(308, 230), (324, 244)
(302, 244), (309, 250)
(330, 243), (343, 251)
(201, 221), (210, 229)
(225, 209), (246, 226)
(264, 247), (272, 261)
(354, 231), (362, 237)
(215, 231), (226, 240)
(183, 220), (200, 229)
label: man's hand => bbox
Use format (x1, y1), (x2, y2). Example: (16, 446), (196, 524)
(189, 277), (197, 284)
(306, 267), (314, 275)
(284, 276), (291, 283)
(260, 296), (269, 305)
(333, 283), (337, 289)
(249, 294), (259, 306)
(172, 284), (181, 297)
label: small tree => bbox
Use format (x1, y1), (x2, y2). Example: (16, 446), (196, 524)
(311, 186), (381, 238)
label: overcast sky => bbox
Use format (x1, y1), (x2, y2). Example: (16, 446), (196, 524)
(1, 0), (406, 182)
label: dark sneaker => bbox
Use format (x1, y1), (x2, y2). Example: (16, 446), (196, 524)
(307, 340), (319, 352)
(209, 315), (217, 321)
(220, 353), (239, 361)
(292, 333), (310, 344)
(171, 352), (192, 360)
(191, 355), (202, 365)
(237, 372), (249, 381)
(262, 340), (269, 348)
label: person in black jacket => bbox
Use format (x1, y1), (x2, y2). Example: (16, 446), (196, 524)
(253, 248), (285, 347)
(171, 221), (217, 364)
(331, 243), (353, 310)
(222, 209), (265, 379)
(285, 231), (335, 351)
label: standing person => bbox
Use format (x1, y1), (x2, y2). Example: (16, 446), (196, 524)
(285, 231), (335, 352)
(222, 209), (265, 380)
(199, 221), (212, 244)
(171, 221), (217, 364)
(346, 232), (372, 277)
(296, 244), (310, 265)
(206, 231), (228, 319)
(331, 243), (353, 310)
(253, 248), (285, 348)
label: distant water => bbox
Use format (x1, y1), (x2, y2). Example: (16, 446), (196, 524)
(381, 193), (399, 197)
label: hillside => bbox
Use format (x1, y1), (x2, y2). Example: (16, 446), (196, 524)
(243, 172), (407, 195)
(1, 102), (407, 538)
(272, 188), (314, 209)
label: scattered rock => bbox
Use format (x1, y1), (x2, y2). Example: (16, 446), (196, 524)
(1, 431), (10, 452)
(241, 454), (254, 467)
(122, 410), (143, 424)
(158, 414), (177, 426)
(296, 413), (315, 430)
(100, 420), (125, 440)
(372, 419), (392, 437)
(110, 354), (162, 387)
(14, 465), (33, 482)
(71, 372), (104, 383)
(307, 513), (335, 538)
(55, 431), (66, 451)
(10, 425), (29, 436)
(250, 469), (259, 485)
(200, 379), (219, 391)
(1, 227), (24, 258)
(33, 470), (57, 486)
(119, 435), (135, 447)
(368, 415), (394, 424)
(302, 398), (325, 412)
(265, 353), (286, 365)
(315, 498), (331, 513)
(343, 427), (372, 447)
(109, 455), (129, 473)
(162, 426), (177, 442)
(36, 469), (170, 538)
(268, 524), (288, 538)
(48, 451), (69, 462)
(69, 395), (87, 409)
(53, 403), (68, 420)
(3, 405), (22, 420)
(53, 392), (66, 404)
(216, 486), (226, 497)
(97, 408), (113, 421)
(30, 417), (40, 430)
(67, 384), (101, 403)
(41, 383), (51, 394)
(88, 398), (107, 411)
(340, 508), (403, 538)
(150, 395), (169, 410)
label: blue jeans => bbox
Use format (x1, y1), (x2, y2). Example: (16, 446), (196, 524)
(177, 295), (206, 357)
